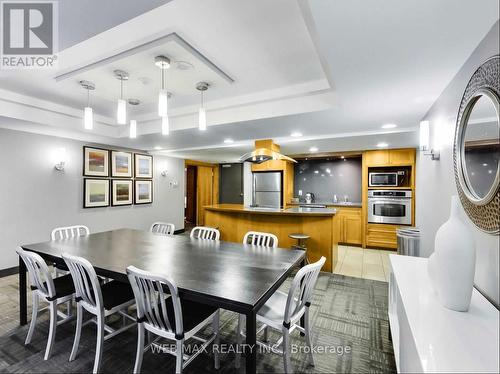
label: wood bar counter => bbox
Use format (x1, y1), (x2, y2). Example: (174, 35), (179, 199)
(204, 204), (339, 271)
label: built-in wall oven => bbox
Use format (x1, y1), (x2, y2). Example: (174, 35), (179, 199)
(368, 190), (412, 225)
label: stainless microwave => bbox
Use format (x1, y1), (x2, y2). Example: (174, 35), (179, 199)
(369, 172), (404, 187)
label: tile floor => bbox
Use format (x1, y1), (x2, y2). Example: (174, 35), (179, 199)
(333, 245), (395, 282)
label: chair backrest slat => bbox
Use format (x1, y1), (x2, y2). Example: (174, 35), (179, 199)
(190, 226), (220, 241)
(51, 225), (90, 241)
(151, 222), (175, 236)
(284, 256), (326, 324)
(62, 254), (102, 310)
(127, 266), (183, 336)
(243, 231), (278, 248)
(16, 247), (55, 298)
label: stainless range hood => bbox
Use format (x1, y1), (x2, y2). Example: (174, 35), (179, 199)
(239, 139), (297, 164)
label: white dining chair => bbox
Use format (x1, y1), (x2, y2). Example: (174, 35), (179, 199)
(190, 226), (220, 240)
(243, 231), (279, 248)
(236, 256), (326, 373)
(51, 225), (90, 277)
(150, 222), (175, 236)
(51, 225), (90, 240)
(62, 254), (136, 374)
(127, 266), (220, 374)
(16, 247), (75, 360)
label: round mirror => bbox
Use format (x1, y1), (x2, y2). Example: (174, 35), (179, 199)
(460, 89), (500, 204)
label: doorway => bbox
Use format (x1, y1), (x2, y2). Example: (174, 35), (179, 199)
(185, 166), (197, 228)
(184, 160), (219, 227)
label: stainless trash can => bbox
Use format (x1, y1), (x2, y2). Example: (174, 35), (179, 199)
(396, 227), (420, 257)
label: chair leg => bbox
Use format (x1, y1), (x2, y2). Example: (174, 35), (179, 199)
(25, 292), (39, 344)
(235, 314), (244, 369)
(44, 302), (57, 360)
(304, 308), (315, 367)
(133, 323), (145, 374)
(93, 314), (105, 374)
(69, 303), (83, 361)
(283, 327), (292, 374)
(213, 311), (220, 370)
(175, 339), (184, 374)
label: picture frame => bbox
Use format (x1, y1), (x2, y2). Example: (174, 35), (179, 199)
(134, 153), (153, 179)
(111, 179), (133, 206)
(111, 151), (133, 178)
(83, 146), (109, 177)
(84, 178), (110, 208)
(135, 180), (153, 204)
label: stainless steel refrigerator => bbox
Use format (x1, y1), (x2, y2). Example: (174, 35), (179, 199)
(252, 171), (282, 208)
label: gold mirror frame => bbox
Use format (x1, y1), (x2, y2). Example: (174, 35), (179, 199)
(453, 55), (500, 234)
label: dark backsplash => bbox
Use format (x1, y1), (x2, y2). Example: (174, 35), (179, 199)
(294, 158), (362, 203)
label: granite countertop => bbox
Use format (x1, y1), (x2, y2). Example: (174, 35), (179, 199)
(288, 201), (362, 208)
(204, 204), (337, 216)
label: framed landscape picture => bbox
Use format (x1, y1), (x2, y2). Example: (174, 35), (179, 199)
(111, 179), (133, 206)
(135, 180), (153, 204)
(111, 151), (133, 178)
(134, 153), (153, 178)
(83, 147), (109, 177)
(84, 179), (110, 208)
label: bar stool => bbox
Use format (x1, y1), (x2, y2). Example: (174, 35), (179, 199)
(289, 233), (310, 265)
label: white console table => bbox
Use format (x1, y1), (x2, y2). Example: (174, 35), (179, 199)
(389, 255), (499, 373)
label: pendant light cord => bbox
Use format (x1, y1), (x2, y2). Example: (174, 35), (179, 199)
(120, 79), (123, 99)
(87, 88), (90, 106)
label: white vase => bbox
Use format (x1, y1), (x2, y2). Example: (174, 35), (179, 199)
(431, 195), (476, 312)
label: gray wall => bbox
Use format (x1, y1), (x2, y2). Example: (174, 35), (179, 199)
(294, 158), (362, 203)
(0, 127), (185, 271)
(417, 21), (499, 306)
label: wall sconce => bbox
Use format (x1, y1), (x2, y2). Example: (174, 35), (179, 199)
(54, 147), (66, 171)
(420, 120), (440, 160)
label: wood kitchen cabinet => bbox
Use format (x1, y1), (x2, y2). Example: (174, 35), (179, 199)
(364, 149), (415, 167)
(336, 207), (362, 245)
(366, 223), (398, 249)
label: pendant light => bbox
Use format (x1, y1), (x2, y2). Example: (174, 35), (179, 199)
(128, 99), (140, 139)
(79, 80), (95, 130)
(155, 56), (170, 118)
(161, 116), (169, 136)
(196, 82), (209, 131)
(114, 70), (129, 125)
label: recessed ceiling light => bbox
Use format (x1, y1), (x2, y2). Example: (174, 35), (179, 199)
(482, 163), (488, 166)
(291, 132), (303, 137)
(340, 155), (345, 159)
(377, 142), (389, 148)
(382, 123), (397, 129)
(154, 146), (162, 150)
(314, 170), (319, 174)
(224, 138), (234, 144)
(309, 146), (319, 152)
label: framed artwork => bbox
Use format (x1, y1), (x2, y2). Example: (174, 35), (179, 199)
(111, 180), (133, 206)
(135, 180), (153, 204)
(83, 147), (109, 177)
(134, 153), (153, 178)
(111, 151), (133, 178)
(84, 179), (110, 208)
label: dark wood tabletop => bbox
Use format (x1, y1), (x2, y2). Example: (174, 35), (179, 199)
(20, 228), (305, 373)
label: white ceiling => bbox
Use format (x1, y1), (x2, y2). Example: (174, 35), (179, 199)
(0, 0), (498, 162)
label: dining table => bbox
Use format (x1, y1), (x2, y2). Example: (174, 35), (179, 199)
(20, 228), (305, 373)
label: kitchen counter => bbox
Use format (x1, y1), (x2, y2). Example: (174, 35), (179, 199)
(205, 204), (337, 216)
(203, 204), (339, 272)
(288, 201), (362, 208)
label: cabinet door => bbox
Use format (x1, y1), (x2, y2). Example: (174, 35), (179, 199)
(344, 216), (362, 245)
(389, 149), (414, 166)
(365, 150), (389, 166)
(366, 224), (398, 249)
(339, 215), (346, 243)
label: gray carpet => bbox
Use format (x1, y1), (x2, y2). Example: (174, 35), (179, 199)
(0, 273), (396, 373)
